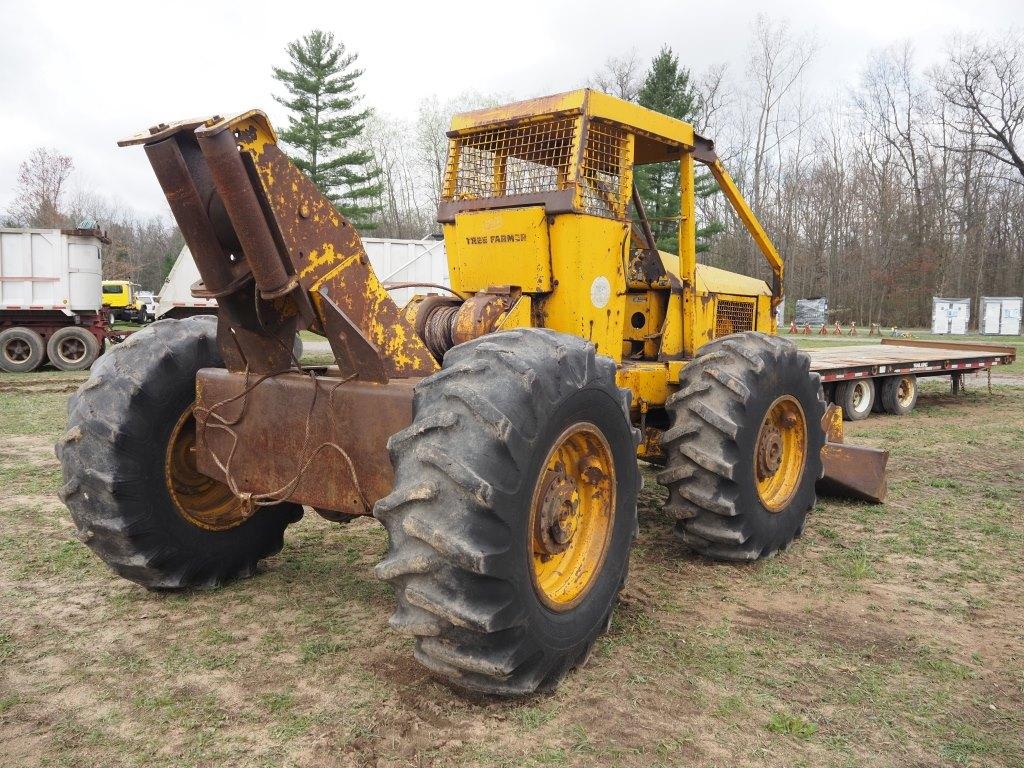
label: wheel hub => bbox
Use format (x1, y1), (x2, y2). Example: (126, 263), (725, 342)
(59, 337), (86, 362)
(898, 378), (913, 406)
(529, 423), (616, 611)
(535, 464), (579, 554)
(165, 405), (250, 531)
(754, 395), (808, 513)
(5, 339), (29, 362)
(757, 424), (783, 476)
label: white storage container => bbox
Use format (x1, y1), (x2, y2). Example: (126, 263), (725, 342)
(0, 228), (103, 315)
(980, 296), (1022, 336)
(931, 297), (970, 335)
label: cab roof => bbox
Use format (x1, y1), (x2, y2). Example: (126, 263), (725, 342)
(448, 89), (696, 166)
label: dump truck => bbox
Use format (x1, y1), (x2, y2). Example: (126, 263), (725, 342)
(57, 91), (887, 696)
(0, 227), (110, 372)
(102, 279), (148, 323)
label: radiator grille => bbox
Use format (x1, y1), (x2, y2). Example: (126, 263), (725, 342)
(443, 117), (576, 202)
(580, 120), (628, 218)
(715, 300), (755, 337)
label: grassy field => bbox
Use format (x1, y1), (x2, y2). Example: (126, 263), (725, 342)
(1, 365), (1022, 766)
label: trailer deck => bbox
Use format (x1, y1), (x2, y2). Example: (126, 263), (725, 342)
(807, 338), (1016, 383)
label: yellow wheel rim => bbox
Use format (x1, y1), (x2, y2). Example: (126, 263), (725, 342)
(528, 422), (615, 611)
(754, 395), (807, 512)
(165, 405), (247, 531)
(897, 377), (915, 407)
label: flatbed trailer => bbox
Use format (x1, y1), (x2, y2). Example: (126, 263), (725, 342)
(806, 338), (1017, 420)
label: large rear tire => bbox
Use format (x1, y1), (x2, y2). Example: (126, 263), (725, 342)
(659, 332), (826, 561)
(56, 316), (302, 589)
(374, 329), (640, 696)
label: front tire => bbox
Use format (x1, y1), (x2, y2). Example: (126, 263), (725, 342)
(659, 332), (826, 561)
(56, 316), (302, 589)
(374, 329), (640, 696)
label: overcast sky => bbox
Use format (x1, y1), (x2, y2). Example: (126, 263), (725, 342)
(1, 0), (1018, 220)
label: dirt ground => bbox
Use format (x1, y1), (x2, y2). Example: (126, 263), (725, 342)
(1, 368), (1022, 768)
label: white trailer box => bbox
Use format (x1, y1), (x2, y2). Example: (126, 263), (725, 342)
(980, 296), (1022, 336)
(0, 228), (103, 314)
(158, 238), (451, 319)
(362, 237), (449, 308)
(931, 297), (971, 335)
(156, 245), (217, 319)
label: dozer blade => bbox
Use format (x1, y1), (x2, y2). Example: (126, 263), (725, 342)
(815, 404), (889, 503)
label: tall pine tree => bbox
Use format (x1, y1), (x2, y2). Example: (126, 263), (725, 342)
(634, 46), (723, 252)
(273, 30), (381, 228)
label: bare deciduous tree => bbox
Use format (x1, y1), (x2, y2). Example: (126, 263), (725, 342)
(932, 32), (1024, 182)
(589, 49), (644, 101)
(7, 147), (74, 227)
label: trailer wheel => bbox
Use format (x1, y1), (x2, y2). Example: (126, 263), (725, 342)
(0, 327), (46, 373)
(47, 326), (101, 371)
(56, 316), (302, 589)
(659, 332), (826, 561)
(374, 329), (640, 696)
(880, 375), (917, 415)
(835, 379), (875, 421)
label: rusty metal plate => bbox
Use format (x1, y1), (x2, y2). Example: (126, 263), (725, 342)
(817, 443), (889, 503)
(193, 368), (416, 514)
(239, 130), (439, 379)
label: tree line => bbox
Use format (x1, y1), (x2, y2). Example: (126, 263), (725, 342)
(592, 19), (1024, 327)
(5, 20), (1022, 327)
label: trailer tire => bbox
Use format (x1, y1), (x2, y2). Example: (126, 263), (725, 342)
(836, 379), (875, 421)
(374, 329), (640, 696)
(0, 327), (46, 373)
(660, 332), (826, 561)
(871, 385), (885, 413)
(880, 374), (917, 415)
(47, 326), (101, 371)
(56, 316), (302, 589)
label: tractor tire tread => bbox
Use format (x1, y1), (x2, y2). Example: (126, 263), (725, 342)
(374, 329), (638, 696)
(660, 332), (825, 561)
(57, 316), (301, 590)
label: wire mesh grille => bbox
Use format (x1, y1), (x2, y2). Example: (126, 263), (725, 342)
(715, 299), (756, 338)
(580, 120), (628, 218)
(444, 117), (577, 202)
